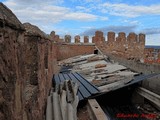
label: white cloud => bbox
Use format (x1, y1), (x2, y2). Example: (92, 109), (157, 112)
(146, 34), (160, 45)
(75, 6), (92, 12)
(141, 28), (160, 35)
(100, 2), (160, 17)
(5, 0), (64, 6)
(64, 12), (97, 21)
(70, 0), (102, 3)
(80, 25), (137, 36)
(3, 0), (107, 34)
(100, 16), (108, 21)
(123, 20), (139, 25)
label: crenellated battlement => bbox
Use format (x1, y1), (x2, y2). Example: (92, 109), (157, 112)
(49, 30), (160, 63)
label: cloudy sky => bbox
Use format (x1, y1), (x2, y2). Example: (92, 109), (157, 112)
(1, 0), (160, 45)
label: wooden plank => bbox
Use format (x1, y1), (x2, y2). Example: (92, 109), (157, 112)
(99, 73), (160, 93)
(136, 87), (160, 109)
(88, 99), (108, 120)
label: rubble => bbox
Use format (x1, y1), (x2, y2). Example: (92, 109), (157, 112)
(95, 64), (107, 68)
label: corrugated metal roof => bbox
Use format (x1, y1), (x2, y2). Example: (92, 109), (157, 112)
(53, 72), (100, 101)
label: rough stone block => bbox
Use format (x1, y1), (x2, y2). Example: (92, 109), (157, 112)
(84, 36), (89, 43)
(65, 35), (71, 43)
(107, 31), (115, 43)
(75, 35), (80, 43)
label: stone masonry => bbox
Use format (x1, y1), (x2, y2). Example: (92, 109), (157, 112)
(75, 35), (80, 43)
(0, 3), (57, 120)
(92, 31), (145, 60)
(50, 31), (60, 43)
(144, 48), (160, 64)
(65, 35), (71, 43)
(84, 36), (89, 43)
(0, 3), (25, 120)
(0, 2), (159, 120)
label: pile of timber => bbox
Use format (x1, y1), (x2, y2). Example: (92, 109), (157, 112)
(46, 80), (79, 120)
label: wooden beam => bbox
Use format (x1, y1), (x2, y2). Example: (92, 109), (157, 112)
(87, 99), (108, 120)
(136, 87), (160, 109)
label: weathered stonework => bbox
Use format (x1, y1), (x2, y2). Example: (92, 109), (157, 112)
(92, 31), (146, 60)
(93, 31), (104, 43)
(107, 31), (115, 44)
(65, 35), (71, 43)
(144, 47), (160, 64)
(23, 23), (57, 120)
(0, 3), (57, 120)
(92, 36), (95, 43)
(75, 35), (80, 43)
(56, 44), (95, 60)
(0, 2), (158, 120)
(84, 36), (89, 43)
(50, 31), (55, 38)
(0, 3), (25, 120)
(50, 31), (60, 43)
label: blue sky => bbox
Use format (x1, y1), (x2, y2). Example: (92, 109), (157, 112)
(1, 0), (160, 45)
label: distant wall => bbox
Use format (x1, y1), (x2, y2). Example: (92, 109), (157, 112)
(93, 31), (145, 60)
(50, 31), (145, 61)
(144, 48), (160, 64)
(55, 43), (95, 60)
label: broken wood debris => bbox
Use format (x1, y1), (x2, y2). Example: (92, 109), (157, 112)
(99, 73), (159, 94)
(95, 64), (107, 68)
(87, 56), (104, 62)
(46, 80), (79, 120)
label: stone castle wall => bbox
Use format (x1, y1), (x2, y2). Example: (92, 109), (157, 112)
(0, 2), (159, 120)
(92, 31), (145, 60)
(144, 48), (160, 64)
(0, 3), (58, 120)
(55, 43), (95, 61)
(51, 31), (146, 61)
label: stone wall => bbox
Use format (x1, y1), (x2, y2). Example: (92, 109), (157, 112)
(92, 31), (145, 60)
(0, 3), (25, 120)
(64, 35), (71, 43)
(0, 3), (58, 120)
(55, 31), (146, 61)
(55, 43), (95, 61)
(84, 36), (89, 43)
(48, 31), (146, 62)
(144, 48), (160, 64)
(23, 23), (55, 120)
(74, 35), (80, 43)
